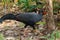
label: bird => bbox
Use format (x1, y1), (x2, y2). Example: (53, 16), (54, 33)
(0, 9), (47, 29)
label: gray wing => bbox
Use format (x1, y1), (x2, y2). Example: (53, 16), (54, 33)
(16, 13), (42, 23)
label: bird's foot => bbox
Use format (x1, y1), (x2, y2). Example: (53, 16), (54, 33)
(33, 29), (38, 32)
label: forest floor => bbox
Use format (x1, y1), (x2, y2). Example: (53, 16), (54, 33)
(0, 20), (53, 40)
(0, 20), (60, 40)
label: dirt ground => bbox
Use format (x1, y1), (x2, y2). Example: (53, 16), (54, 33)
(0, 20), (51, 40)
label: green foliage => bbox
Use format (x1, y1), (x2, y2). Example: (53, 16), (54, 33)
(53, 1), (60, 13)
(49, 30), (60, 40)
(39, 30), (60, 40)
(36, 21), (46, 25)
(49, 38), (55, 40)
(17, 0), (31, 11)
(2, 0), (10, 4)
(55, 31), (60, 38)
(28, 5), (37, 12)
(0, 33), (4, 40)
(18, 0), (27, 4)
(17, 0), (44, 12)
(57, 22), (60, 26)
(48, 31), (55, 40)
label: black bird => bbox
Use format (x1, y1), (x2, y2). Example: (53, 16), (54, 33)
(0, 9), (47, 29)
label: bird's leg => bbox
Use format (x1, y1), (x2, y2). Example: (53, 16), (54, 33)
(24, 24), (28, 28)
(30, 25), (35, 32)
(32, 25), (38, 32)
(32, 26), (35, 30)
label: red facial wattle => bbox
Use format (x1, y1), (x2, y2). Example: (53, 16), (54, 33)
(43, 11), (47, 15)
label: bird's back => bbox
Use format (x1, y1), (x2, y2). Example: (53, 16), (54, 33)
(16, 13), (43, 25)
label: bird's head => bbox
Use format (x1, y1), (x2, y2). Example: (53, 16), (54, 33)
(36, 8), (47, 15)
(42, 8), (47, 15)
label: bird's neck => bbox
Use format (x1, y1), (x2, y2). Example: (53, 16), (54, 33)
(39, 13), (43, 16)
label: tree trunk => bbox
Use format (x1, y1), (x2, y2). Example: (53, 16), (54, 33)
(46, 0), (56, 30)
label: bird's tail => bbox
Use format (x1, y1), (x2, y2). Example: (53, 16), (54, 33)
(0, 14), (16, 23)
